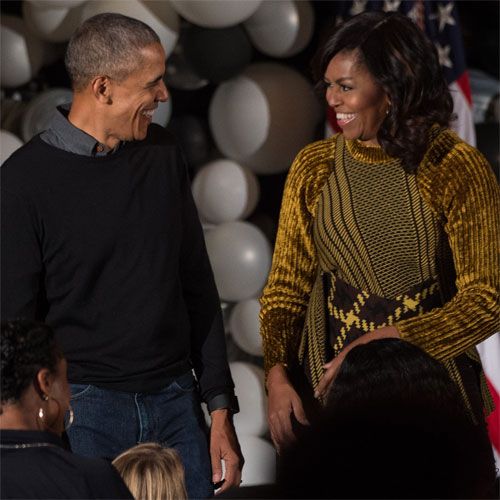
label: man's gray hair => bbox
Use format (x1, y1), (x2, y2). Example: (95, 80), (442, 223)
(65, 13), (161, 91)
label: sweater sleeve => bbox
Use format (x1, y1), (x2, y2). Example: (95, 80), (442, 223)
(260, 140), (333, 374)
(176, 151), (235, 404)
(1, 186), (44, 322)
(396, 142), (500, 361)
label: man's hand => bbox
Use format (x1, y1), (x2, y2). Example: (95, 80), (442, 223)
(209, 409), (243, 494)
(315, 326), (401, 400)
(267, 364), (309, 454)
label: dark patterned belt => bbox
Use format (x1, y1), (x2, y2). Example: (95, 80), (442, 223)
(325, 273), (442, 356)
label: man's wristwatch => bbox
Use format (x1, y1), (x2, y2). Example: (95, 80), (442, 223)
(207, 393), (240, 414)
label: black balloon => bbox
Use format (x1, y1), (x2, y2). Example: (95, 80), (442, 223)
(164, 40), (209, 91)
(183, 25), (253, 84)
(167, 114), (210, 168)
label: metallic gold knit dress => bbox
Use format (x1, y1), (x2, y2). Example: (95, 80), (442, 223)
(260, 128), (499, 417)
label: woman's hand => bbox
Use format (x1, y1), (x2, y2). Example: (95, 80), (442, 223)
(315, 326), (401, 400)
(266, 364), (309, 454)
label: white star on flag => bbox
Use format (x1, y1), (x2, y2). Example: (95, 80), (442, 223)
(406, 3), (424, 29)
(435, 42), (453, 68)
(406, 4), (420, 23)
(383, 0), (402, 12)
(349, 0), (368, 16)
(430, 2), (456, 32)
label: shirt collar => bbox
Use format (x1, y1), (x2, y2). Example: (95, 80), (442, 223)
(42, 103), (120, 157)
(0, 429), (64, 448)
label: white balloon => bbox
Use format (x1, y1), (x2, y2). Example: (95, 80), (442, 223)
(209, 63), (321, 175)
(221, 301), (233, 336)
(23, 1), (84, 43)
(229, 299), (262, 356)
(152, 98), (172, 127)
(204, 221), (271, 302)
(230, 362), (267, 437)
(21, 88), (73, 142)
(1, 98), (28, 137)
(238, 435), (276, 486)
(244, 0), (315, 58)
(25, 0), (87, 7)
(192, 159), (260, 224)
(1, 16), (46, 88)
(170, 0), (262, 28)
(80, 0), (180, 57)
(1, 130), (23, 166)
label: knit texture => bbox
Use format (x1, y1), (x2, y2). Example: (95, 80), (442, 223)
(260, 128), (499, 414)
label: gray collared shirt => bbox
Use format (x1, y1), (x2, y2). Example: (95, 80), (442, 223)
(40, 103), (118, 157)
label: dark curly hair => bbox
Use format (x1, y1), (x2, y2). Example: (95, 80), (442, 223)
(314, 11), (453, 173)
(1, 320), (63, 405)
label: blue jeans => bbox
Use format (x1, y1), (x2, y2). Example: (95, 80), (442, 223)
(67, 371), (213, 499)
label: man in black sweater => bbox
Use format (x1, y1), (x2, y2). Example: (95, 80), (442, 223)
(1, 13), (242, 498)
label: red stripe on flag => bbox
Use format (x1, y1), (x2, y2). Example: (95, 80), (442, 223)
(456, 72), (473, 106)
(485, 377), (500, 453)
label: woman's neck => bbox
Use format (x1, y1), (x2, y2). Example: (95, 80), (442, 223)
(0, 403), (42, 431)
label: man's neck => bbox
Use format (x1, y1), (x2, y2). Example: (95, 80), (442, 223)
(68, 99), (120, 150)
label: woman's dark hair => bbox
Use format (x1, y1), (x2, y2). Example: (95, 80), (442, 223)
(326, 338), (466, 416)
(314, 11), (454, 173)
(280, 339), (496, 499)
(1, 319), (63, 404)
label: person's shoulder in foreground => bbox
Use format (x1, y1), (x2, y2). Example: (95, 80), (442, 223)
(1, 436), (133, 500)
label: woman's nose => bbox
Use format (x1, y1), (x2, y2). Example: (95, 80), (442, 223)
(326, 86), (341, 108)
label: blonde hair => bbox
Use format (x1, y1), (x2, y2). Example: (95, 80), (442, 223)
(112, 443), (188, 500)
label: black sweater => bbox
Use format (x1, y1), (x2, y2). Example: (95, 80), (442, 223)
(1, 125), (234, 400)
(1, 430), (133, 499)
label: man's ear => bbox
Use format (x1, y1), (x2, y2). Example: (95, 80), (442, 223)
(91, 75), (112, 104)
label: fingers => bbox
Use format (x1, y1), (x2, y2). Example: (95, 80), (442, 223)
(323, 359), (335, 369)
(314, 366), (336, 399)
(269, 392), (310, 453)
(215, 456), (241, 494)
(291, 396), (309, 427)
(210, 447), (224, 485)
(269, 408), (295, 454)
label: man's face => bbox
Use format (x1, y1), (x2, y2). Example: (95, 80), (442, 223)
(107, 42), (168, 143)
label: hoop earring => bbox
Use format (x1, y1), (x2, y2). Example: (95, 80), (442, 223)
(65, 405), (75, 431)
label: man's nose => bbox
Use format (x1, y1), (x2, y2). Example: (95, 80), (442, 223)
(157, 79), (169, 102)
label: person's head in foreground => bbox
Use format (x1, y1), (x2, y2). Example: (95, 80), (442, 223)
(113, 443), (187, 500)
(65, 12), (168, 148)
(280, 339), (497, 499)
(1, 319), (71, 435)
(315, 10), (453, 173)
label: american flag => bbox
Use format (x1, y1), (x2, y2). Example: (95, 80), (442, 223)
(325, 0), (499, 471)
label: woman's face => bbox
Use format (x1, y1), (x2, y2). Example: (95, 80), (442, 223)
(324, 50), (390, 146)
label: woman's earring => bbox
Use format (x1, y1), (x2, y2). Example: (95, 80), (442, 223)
(37, 394), (49, 429)
(65, 405), (75, 431)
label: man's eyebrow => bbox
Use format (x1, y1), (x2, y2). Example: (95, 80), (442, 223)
(146, 74), (164, 85)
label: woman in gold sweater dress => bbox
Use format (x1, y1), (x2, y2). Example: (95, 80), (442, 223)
(260, 11), (500, 452)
